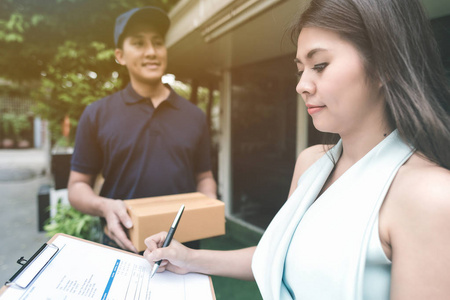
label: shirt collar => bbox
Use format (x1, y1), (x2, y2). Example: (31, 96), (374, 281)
(122, 83), (180, 109)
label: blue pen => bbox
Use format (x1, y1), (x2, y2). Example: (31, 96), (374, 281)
(150, 204), (185, 278)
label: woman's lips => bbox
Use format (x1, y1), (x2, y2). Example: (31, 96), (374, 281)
(306, 105), (325, 115)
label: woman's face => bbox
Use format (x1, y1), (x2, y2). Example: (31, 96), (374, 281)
(295, 27), (384, 136)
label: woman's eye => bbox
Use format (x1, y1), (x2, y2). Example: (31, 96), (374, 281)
(312, 63), (328, 72)
(297, 70), (304, 78)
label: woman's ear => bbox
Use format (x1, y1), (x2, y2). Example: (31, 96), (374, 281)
(375, 72), (386, 91)
(114, 48), (125, 65)
(377, 70), (390, 89)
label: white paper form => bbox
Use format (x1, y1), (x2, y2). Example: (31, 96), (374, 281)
(0, 235), (213, 300)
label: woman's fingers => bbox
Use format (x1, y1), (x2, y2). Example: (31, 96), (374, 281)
(144, 231), (168, 250)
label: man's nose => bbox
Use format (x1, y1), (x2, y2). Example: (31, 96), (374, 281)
(144, 43), (156, 56)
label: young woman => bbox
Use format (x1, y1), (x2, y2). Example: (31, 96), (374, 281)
(143, 0), (450, 299)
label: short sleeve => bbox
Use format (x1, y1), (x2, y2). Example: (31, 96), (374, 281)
(71, 105), (103, 175)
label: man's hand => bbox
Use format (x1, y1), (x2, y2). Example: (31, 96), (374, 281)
(68, 171), (138, 253)
(103, 199), (138, 253)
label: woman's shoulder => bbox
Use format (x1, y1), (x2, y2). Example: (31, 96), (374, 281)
(386, 153), (450, 233)
(296, 144), (331, 173)
(288, 144), (331, 196)
(394, 153), (450, 205)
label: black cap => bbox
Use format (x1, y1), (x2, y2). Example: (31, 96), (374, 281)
(114, 6), (170, 48)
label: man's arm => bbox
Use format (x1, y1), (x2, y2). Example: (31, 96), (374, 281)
(195, 170), (217, 199)
(67, 170), (137, 252)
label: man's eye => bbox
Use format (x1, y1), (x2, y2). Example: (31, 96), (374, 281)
(312, 63), (328, 72)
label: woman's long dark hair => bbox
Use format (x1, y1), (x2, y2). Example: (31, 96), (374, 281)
(291, 0), (450, 169)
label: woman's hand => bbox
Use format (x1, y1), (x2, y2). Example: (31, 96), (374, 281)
(143, 232), (193, 275)
(144, 232), (256, 280)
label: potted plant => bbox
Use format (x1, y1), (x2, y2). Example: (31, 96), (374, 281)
(44, 202), (101, 242)
(1, 112), (31, 148)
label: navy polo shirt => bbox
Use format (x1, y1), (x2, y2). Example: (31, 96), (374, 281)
(71, 83), (212, 200)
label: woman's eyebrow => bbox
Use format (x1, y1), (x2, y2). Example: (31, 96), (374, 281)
(295, 48), (327, 64)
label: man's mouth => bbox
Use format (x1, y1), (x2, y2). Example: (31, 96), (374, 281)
(142, 62), (160, 68)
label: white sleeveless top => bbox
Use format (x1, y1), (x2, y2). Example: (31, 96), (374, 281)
(252, 130), (414, 300)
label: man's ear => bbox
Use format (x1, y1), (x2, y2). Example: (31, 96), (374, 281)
(114, 48), (125, 65)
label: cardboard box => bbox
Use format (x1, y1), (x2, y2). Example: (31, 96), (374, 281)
(125, 192), (225, 252)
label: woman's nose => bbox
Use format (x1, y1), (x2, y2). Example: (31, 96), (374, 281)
(296, 73), (316, 96)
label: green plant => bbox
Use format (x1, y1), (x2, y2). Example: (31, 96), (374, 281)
(2, 112), (30, 139)
(33, 40), (124, 146)
(44, 203), (101, 242)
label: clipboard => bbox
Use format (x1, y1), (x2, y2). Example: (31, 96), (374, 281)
(0, 233), (216, 300)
